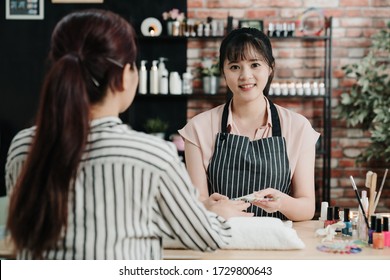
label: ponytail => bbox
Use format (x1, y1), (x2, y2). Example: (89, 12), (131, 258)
(7, 54), (90, 259)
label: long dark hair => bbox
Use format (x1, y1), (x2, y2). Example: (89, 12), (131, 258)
(219, 27), (275, 96)
(7, 9), (137, 259)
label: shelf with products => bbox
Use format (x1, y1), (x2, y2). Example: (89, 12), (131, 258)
(268, 17), (332, 206)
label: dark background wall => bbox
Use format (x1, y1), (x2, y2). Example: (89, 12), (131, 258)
(0, 0), (187, 196)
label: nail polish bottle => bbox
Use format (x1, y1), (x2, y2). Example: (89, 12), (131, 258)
(383, 217), (390, 247)
(342, 208), (352, 237)
(319, 201), (328, 221)
(324, 207), (334, 228)
(334, 206), (341, 233)
(334, 206), (340, 222)
(373, 218), (384, 249)
(368, 215), (377, 245)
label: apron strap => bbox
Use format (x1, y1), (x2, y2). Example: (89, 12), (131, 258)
(221, 98), (282, 137)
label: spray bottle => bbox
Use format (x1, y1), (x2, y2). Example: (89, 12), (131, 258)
(158, 57), (168, 95)
(138, 60), (148, 94)
(150, 60), (159, 94)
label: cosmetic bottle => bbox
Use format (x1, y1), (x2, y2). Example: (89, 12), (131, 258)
(334, 206), (341, 233)
(319, 201), (328, 222)
(149, 60), (159, 94)
(204, 23), (211, 36)
(368, 215), (377, 245)
(158, 57), (168, 95)
(373, 218), (384, 249)
(358, 190), (369, 242)
(324, 207), (334, 228)
(334, 206), (340, 222)
(182, 68), (193, 94)
(342, 208), (352, 237)
(383, 217), (389, 247)
(197, 23), (203, 36)
(169, 71), (182, 95)
(138, 60), (148, 94)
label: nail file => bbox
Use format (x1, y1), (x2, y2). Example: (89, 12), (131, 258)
(232, 194), (277, 203)
(365, 171), (373, 217)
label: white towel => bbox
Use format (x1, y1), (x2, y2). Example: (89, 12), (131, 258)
(163, 217), (305, 250)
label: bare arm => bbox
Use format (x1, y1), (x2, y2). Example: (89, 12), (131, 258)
(184, 139), (209, 201)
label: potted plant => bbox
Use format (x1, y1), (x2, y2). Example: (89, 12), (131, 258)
(162, 8), (186, 36)
(143, 118), (169, 139)
(199, 59), (221, 94)
(337, 22), (390, 163)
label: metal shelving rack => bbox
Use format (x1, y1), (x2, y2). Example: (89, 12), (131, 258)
(268, 17), (333, 206)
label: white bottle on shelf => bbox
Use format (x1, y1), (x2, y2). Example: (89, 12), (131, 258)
(182, 68), (193, 94)
(158, 57), (168, 95)
(169, 72), (182, 95)
(138, 60), (148, 94)
(149, 60), (159, 94)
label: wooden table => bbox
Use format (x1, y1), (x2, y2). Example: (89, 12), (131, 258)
(1, 220), (389, 259)
(163, 220), (390, 260)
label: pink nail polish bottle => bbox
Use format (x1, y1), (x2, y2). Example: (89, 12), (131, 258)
(324, 207), (334, 228)
(383, 217), (390, 247)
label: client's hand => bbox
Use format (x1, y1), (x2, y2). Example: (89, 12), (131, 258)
(204, 193), (254, 220)
(252, 188), (283, 214)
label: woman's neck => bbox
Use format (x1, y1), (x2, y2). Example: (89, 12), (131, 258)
(231, 96), (268, 139)
(231, 96), (267, 123)
(89, 90), (121, 120)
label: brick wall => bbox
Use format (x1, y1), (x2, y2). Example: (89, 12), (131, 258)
(186, 0), (390, 213)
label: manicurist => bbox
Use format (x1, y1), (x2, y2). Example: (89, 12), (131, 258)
(179, 28), (320, 221)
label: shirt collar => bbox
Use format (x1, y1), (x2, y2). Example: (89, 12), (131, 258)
(226, 97), (273, 130)
(90, 116), (123, 129)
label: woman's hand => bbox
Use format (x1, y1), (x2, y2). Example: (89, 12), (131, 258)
(203, 192), (254, 220)
(251, 188), (283, 214)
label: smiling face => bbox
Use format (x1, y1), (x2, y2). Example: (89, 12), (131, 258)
(219, 28), (275, 100)
(223, 45), (272, 102)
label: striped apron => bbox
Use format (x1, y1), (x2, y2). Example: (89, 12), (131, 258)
(207, 99), (291, 219)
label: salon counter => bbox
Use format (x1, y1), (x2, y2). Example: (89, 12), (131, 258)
(1, 221), (389, 260)
(163, 220), (390, 260)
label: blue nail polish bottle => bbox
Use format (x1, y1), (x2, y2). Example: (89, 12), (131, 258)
(342, 208), (352, 236)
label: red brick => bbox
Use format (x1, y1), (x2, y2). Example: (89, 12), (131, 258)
(338, 159), (357, 167)
(188, 0), (204, 8)
(253, 0), (273, 7)
(363, 9), (390, 17)
(340, 0), (369, 6)
(207, 0), (252, 8)
(372, 0), (390, 7)
(345, 10), (364, 17)
(340, 18), (373, 28)
(247, 9), (278, 18)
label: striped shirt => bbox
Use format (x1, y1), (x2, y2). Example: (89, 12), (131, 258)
(6, 117), (231, 260)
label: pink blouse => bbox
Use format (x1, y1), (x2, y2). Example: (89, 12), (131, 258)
(178, 98), (320, 178)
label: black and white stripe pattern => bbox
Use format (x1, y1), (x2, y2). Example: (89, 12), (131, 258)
(6, 117), (231, 259)
(208, 134), (291, 219)
(207, 99), (291, 220)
